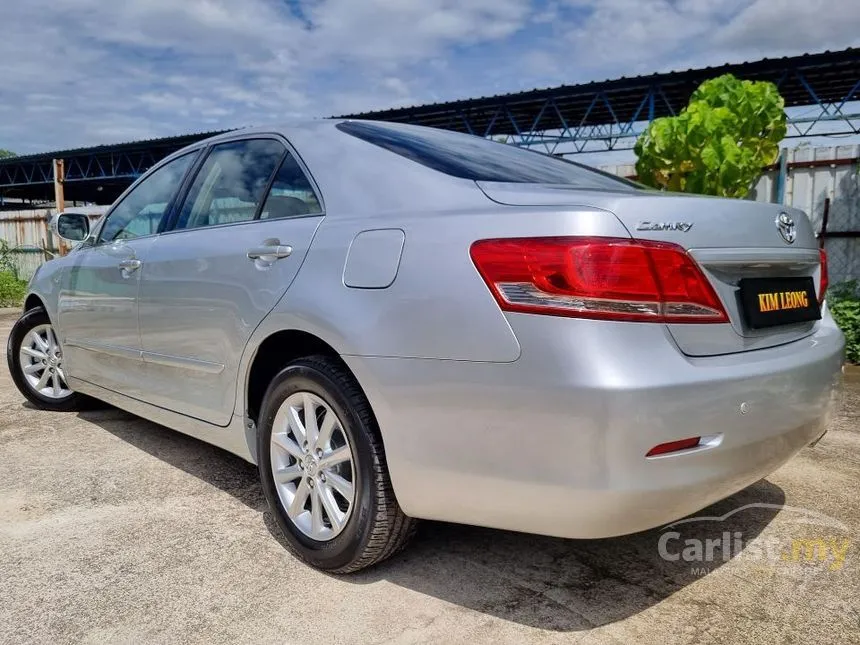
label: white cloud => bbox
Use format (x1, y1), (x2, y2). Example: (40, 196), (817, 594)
(534, 0), (860, 79)
(714, 0), (860, 56)
(562, 0), (715, 71)
(0, 0), (857, 153)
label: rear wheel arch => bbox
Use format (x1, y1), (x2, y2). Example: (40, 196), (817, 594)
(245, 329), (368, 427)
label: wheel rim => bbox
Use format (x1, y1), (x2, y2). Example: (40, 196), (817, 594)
(270, 391), (356, 541)
(18, 323), (72, 399)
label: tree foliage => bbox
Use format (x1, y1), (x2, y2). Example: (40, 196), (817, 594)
(0, 270), (26, 307)
(0, 149), (16, 159)
(829, 281), (860, 364)
(0, 241), (26, 307)
(634, 74), (786, 198)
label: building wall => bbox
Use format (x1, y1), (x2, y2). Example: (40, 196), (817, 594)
(0, 209), (56, 279)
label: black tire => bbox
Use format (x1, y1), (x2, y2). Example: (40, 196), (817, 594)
(257, 355), (416, 573)
(6, 307), (89, 412)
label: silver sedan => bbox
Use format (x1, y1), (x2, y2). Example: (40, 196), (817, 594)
(7, 120), (844, 572)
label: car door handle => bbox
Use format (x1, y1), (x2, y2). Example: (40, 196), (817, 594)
(118, 259), (141, 273)
(247, 245), (292, 260)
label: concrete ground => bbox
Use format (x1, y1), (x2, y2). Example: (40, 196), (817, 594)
(0, 310), (858, 645)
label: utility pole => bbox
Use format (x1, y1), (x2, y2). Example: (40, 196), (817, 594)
(53, 158), (65, 212)
(53, 159), (67, 255)
(54, 159), (66, 213)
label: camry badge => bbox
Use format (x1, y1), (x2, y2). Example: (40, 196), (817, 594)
(636, 221), (694, 233)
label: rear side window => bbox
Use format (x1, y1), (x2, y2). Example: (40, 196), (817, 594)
(174, 139), (285, 231)
(259, 153), (322, 220)
(336, 121), (639, 190)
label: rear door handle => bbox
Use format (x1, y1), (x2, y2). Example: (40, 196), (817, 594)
(247, 244), (292, 261)
(118, 259), (141, 274)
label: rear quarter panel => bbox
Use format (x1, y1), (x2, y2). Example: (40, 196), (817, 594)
(247, 202), (633, 357)
(233, 195), (633, 418)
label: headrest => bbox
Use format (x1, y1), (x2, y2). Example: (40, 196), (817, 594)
(262, 195), (310, 219)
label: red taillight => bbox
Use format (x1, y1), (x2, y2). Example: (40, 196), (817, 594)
(818, 248), (828, 304)
(470, 237), (728, 323)
(646, 437), (701, 457)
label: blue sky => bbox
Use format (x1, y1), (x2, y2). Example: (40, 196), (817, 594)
(1, 0), (858, 157)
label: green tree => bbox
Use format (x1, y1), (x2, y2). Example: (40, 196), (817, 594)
(0, 149), (16, 158)
(634, 74), (786, 198)
(828, 281), (860, 364)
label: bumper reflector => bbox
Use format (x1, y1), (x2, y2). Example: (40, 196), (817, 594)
(646, 437), (701, 457)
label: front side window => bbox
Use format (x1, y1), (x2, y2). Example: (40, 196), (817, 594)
(99, 152), (196, 243)
(175, 139), (285, 231)
(259, 153), (322, 220)
(336, 120), (640, 191)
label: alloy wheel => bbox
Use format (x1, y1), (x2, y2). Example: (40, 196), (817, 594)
(18, 323), (71, 399)
(270, 391), (356, 541)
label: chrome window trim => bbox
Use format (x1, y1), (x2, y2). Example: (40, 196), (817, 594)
(156, 212), (325, 238)
(159, 133), (325, 238)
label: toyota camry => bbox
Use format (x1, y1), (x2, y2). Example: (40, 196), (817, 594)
(7, 120), (844, 572)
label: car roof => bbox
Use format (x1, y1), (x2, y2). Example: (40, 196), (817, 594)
(158, 119), (488, 218)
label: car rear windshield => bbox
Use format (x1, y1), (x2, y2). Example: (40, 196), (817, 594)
(336, 120), (640, 190)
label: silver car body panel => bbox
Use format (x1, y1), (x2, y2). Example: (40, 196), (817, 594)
(25, 120), (845, 539)
(134, 214), (323, 425)
(343, 313), (843, 537)
(57, 237), (157, 389)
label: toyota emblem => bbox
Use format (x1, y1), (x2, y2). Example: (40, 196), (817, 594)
(776, 212), (796, 244)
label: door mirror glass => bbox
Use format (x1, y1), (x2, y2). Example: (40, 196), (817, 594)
(54, 212), (90, 242)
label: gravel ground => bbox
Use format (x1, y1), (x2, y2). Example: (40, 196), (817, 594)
(0, 310), (858, 645)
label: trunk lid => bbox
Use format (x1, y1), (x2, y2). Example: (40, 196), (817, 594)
(477, 182), (824, 356)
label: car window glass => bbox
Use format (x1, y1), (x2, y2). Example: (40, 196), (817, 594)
(259, 153), (323, 220)
(337, 121), (641, 190)
(99, 152), (196, 243)
(175, 139), (285, 231)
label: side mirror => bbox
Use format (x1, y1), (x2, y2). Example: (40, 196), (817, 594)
(53, 212), (90, 243)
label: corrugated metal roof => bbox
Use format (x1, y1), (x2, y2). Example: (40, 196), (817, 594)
(335, 47), (860, 135)
(3, 129), (232, 163)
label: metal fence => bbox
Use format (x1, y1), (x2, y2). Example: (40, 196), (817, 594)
(748, 145), (859, 285)
(602, 145), (860, 285)
(0, 209), (56, 279)
(0, 207), (106, 279)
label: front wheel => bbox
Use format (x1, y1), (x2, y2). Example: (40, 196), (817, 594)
(6, 307), (88, 412)
(257, 355), (416, 573)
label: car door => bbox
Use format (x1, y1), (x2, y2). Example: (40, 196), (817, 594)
(136, 136), (324, 425)
(58, 151), (198, 395)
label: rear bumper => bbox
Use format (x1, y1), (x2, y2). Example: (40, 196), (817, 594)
(345, 315), (845, 539)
